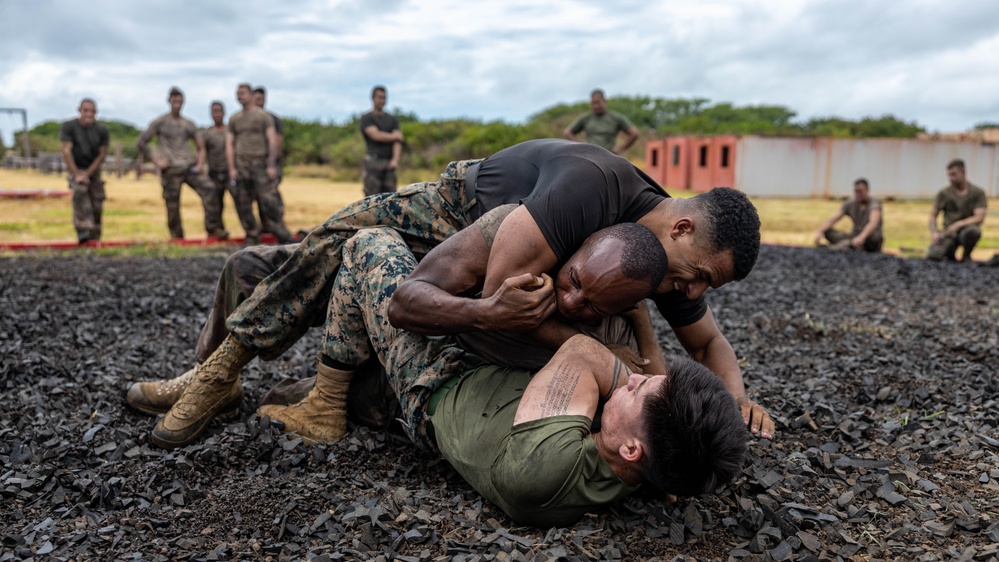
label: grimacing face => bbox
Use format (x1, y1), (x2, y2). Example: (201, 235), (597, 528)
(554, 236), (650, 324)
(78, 102), (97, 127)
(661, 235), (735, 301)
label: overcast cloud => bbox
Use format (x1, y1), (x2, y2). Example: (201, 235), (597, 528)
(2, 0), (999, 144)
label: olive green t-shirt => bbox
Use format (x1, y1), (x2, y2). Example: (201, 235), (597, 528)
(138, 114), (199, 172)
(431, 365), (638, 527)
(934, 184), (988, 228)
(841, 198), (883, 238)
(227, 107), (275, 160)
(567, 110), (635, 151)
(201, 126), (228, 175)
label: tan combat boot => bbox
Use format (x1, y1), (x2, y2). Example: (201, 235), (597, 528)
(126, 367), (197, 416)
(150, 335), (254, 449)
(257, 361), (352, 444)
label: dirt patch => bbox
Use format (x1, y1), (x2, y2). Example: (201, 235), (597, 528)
(2, 246), (998, 560)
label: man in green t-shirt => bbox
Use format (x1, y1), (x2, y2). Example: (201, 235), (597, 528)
(814, 178), (884, 252)
(563, 89), (640, 154)
(927, 159), (988, 262)
(260, 224), (745, 527)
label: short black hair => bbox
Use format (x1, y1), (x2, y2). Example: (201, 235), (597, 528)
(253, 87), (266, 96)
(211, 100), (225, 111)
(690, 187), (760, 281)
(79, 98), (96, 110)
(168, 87), (184, 99)
(599, 223), (668, 294)
(854, 178), (869, 189)
(237, 82), (252, 92)
(372, 85), (387, 98)
(947, 159), (965, 172)
(641, 357), (747, 496)
(590, 89), (605, 99)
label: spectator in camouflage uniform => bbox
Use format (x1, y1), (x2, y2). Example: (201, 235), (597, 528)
(252, 87), (290, 232)
(198, 101), (245, 239)
(137, 87), (222, 239)
(225, 83), (295, 245)
(360, 85), (403, 196)
(927, 159), (988, 262)
(814, 178), (884, 252)
(563, 89), (640, 155)
(60, 98), (109, 243)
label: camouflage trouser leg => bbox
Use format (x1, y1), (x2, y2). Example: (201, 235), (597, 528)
(252, 164), (293, 243)
(70, 175), (105, 239)
(823, 228), (851, 245)
(184, 171), (222, 235)
(235, 161), (263, 242)
(226, 158), (483, 361)
(204, 175), (229, 235)
(195, 243), (303, 363)
(362, 157), (398, 196)
(161, 173), (186, 238)
(329, 227), (477, 454)
(927, 226), (980, 261)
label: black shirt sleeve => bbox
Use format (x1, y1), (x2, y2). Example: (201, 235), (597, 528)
(651, 290), (707, 328)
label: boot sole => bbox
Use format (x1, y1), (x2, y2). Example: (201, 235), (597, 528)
(149, 389), (243, 450)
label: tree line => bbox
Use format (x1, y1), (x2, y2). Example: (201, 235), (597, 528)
(9, 96), (934, 176)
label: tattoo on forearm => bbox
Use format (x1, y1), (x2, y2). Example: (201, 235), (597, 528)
(602, 358), (627, 401)
(539, 361), (581, 417)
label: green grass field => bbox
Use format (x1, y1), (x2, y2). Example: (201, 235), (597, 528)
(1, 167), (996, 260)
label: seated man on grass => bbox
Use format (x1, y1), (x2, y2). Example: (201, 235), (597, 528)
(266, 224), (748, 527)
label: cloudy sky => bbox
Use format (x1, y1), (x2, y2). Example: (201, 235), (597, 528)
(2, 0), (999, 145)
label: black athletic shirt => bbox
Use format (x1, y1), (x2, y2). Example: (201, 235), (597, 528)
(473, 139), (706, 327)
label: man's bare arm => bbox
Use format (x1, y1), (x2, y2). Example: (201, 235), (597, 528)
(853, 208), (881, 248)
(671, 307), (774, 439)
(84, 145), (108, 177)
(514, 335), (628, 425)
(225, 130), (237, 180)
(363, 125), (403, 143)
(388, 225), (556, 333)
(612, 126), (640, 154)
(815, 208), (845, 245)
(483, 205), (560, 298)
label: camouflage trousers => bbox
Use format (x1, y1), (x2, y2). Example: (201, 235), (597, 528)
(160, 168), (217, 238)
(70, 174), (105, 240)
(926, 225), (981, 261)
(823, 228), (883, 253)
(226, 158), (483, 361)
(330, 227), (480, 454)
(236, 158), (292, 243)
(362, 156), (397, 196)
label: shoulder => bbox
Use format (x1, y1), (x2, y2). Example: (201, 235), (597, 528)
(490, 416), (592, 506)
(95, 122), (110, 136)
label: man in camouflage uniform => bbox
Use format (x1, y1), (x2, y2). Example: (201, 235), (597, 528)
(137, 87), (222, 239)
(225, 83), (294, 245)
(927, 159), (988, 262)
(60, 98), (109, 243)
(199, 101), (255, 239)
(360, 85), (403, 196)
(814, 178), (884, 252)
(253, 87), (290, 232)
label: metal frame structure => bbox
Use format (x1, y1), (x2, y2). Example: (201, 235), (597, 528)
(0, 107), (31, 159)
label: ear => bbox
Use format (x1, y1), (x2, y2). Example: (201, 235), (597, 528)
(618, 440), (644, 463)
(670, 217), (695, 240)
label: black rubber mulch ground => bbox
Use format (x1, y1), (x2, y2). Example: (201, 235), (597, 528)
(2, 245), (998, 561)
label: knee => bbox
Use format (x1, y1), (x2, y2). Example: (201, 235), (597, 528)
(959, 225), (982, 245)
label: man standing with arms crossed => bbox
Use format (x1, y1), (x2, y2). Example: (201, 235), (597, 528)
(137, 87), (221, 240)
(61, 98), (109, 244)
(360, 85), (403, 196)
(563, 89), (640, 155)
(225, 83), (295, 245)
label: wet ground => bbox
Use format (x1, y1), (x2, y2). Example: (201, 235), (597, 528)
(2, 245), (998, 561)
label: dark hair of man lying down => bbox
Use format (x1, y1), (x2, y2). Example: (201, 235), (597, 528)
(691, 187), (761, 281)
(641, 356), (747, 497)
(601, 222), (669, 293)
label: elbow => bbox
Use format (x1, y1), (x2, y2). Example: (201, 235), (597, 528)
(386, 297), (404, 329)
